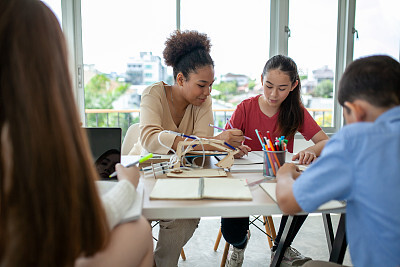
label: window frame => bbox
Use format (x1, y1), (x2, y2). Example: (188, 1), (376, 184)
(61, 0), (357, 133)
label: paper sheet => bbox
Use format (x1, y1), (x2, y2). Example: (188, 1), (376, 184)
(259, 183), (345, 211)
(232, 151), (264, 165)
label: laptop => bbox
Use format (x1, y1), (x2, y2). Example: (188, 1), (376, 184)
(85, 127), (143, 221)
(84, 127), (122, 180)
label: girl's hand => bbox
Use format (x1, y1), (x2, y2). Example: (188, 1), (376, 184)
(216, 129), (245, 147)
(234, 145), (251, 158)
(115, 164), (140, 188)
(292, 150), (317, 165)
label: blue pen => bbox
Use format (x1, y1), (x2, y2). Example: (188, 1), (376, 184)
(168, 131), (197, 140)
(181, 134), (196, 140)
(168, 131), (198, 148)
(255, 129), (266, 150)
(224, 142), (236, 150)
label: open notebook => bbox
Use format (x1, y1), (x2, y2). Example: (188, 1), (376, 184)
(150, 178), (253, 201)
(96, 181), (143, 222)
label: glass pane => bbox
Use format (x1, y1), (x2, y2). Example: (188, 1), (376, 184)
(81, 0), (175, 136)
(354, 0), (400, 60)
(41, 0), (62, 25)
(288, 0), (338, 128)
(181, 0), (270, 130)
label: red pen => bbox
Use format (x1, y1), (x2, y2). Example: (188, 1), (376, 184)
(267, 131), (273, 142)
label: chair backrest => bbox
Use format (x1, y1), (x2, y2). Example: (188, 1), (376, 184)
(121, 123), (140, 155)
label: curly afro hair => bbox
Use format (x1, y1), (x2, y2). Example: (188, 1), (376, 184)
(163, 30), (214, 81)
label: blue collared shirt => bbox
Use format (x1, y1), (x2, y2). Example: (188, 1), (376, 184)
(293, 106), (400, 267)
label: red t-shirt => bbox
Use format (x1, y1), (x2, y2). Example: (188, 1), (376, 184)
(226, 95), (321, 153)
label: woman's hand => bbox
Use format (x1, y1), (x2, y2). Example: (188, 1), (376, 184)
(216, 129), (245, 147)
(234, 145), (251, 158)
(292, 150), (317, 165)
(115, 164), (140, 188)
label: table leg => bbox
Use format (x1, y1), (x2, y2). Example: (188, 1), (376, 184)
(270, 215), (295, 267)
(329, 213), (347, 264)
(322, 213), (334, 253)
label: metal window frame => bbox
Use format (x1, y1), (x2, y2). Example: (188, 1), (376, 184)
(270, 0), (356, 135)
(61, 0), (85, 124)
(62, 0), (356, 132)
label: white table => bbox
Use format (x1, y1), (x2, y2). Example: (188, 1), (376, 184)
(121, 155), (347, 266)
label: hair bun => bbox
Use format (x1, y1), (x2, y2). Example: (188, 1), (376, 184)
(163, 30), (211, 67)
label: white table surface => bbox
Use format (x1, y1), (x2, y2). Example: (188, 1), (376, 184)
(121, 154), (345, 220)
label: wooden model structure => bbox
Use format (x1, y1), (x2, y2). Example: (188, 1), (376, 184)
(171, 139), (240, 173)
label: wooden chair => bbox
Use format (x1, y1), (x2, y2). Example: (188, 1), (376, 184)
(122, 124), (186, 260)
(214, 215), (276, 267)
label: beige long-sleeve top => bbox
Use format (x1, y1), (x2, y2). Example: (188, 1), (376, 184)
(129, 81), (214, 155)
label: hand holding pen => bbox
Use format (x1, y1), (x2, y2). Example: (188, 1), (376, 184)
(114, 163), (141, 188)
(225, 119), (252, 140)
(225, 119), (252, 157)
(109, 153), (153, 178)
(209, 124), (245, 148)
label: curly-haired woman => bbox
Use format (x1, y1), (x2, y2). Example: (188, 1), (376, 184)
(129, 30), (248, 266)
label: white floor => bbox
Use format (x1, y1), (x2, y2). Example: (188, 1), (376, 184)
(152, 214), (352, 267)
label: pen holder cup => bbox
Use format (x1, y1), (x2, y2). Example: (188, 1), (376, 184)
(263, 150), (287, 178)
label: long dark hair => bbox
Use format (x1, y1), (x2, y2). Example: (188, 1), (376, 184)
(163, 30), (214, 81)
(0, 1), (109, 266)
(262, 55), (304, 138)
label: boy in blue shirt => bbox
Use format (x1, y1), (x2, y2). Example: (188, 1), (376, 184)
(276, 55), (400, 267)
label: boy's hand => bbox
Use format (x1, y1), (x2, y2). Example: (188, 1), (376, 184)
(277, 163), (301, 180)
(115, 164), (140, 188)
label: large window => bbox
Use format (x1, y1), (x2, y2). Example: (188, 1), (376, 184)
(181, 0), (270, 129)
(288, 0), (338, 128)
(57, 0), (399, 135)
(80, 0), (175, 135)
(353, 0), (400, 60)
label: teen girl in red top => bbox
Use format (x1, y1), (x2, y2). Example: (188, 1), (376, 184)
(222, 55), (329, 267)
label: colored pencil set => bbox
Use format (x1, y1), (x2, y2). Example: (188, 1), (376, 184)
(255, 130), (287, 177)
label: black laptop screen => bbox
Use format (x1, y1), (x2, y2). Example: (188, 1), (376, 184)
(85, 127), (121, 180)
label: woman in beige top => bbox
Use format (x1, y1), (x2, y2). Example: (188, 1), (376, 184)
(131, 30), (247, 267)
(129, 31), (247, 156)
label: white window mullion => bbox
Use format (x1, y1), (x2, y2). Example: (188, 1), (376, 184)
(269, 0), (289, 57)
(61, 0), (85, 124)
(334, 0), (356, 129)
(176, 0), (180, 30)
